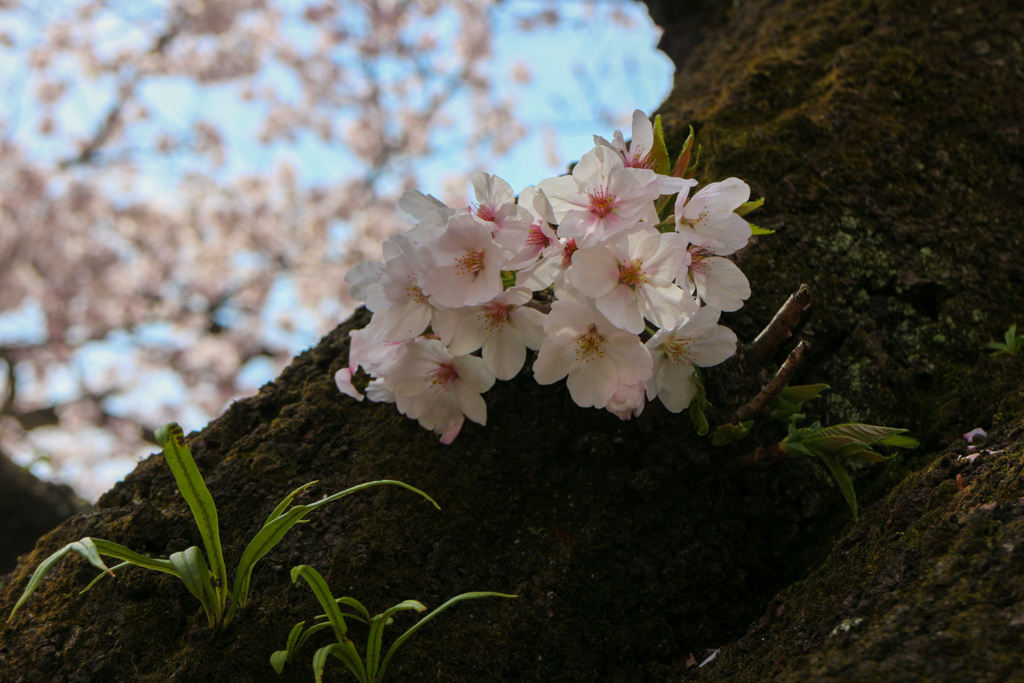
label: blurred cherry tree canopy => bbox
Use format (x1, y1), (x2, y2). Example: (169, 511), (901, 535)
(0, 0), (673, 499)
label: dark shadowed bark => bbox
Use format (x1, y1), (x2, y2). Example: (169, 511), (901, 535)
(0, 452), (90, 574)
(1, 0), (1022, 680)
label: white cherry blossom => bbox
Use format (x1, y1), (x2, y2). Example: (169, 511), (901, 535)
(570, 226), (695, 334)
(363, 247), (435, 343)
(533, 301), (652, 409)
(594, 109), (692, 195)
(595, 109), (657, 169)
(422, 213), (506, 308)
(679, 246), (751, 312)
(675, 178), (752, 255)
(645, 308), (738, 413)
(515, 236), (581, 298)
(504, 185), (560, 271)
(384, 339), (495, 444)
(398, 190), (460, 243)
(535, 145), (661, 247)
(434, 287), (547, 380)
(468, 171), (534, 251)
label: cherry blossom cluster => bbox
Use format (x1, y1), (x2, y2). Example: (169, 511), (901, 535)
(337, 111), (756, 443)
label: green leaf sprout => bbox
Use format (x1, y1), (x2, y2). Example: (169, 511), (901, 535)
(272, 564), (516, 682)
(779, 422), (919, 520)
(767, 383), (830, 423)
(8, 422), (439, 631)
(986, 323), (1022, 357)
(688, 367), (710, 436)
(710, 420), (754, 446)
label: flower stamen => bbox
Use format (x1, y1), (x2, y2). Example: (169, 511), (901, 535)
(482, 301), (512, 330)
(618, 259), (647, 288)
(455, 250), (486, 276)
(663, 336), (694, 365)
(575, 325), (605, 363)
(587, 188), (615, 218)
(429, 363), (459, 392)
(524, 224), (551, 247)
(472, 203), (496, 222)
(687, 246), (709, 275)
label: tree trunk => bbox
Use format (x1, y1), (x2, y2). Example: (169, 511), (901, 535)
(0, 451), (89, 575)
(1, 0), (1022, 680)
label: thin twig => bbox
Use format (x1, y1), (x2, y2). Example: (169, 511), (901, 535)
(734, 340), (809, 423)
(741, 284), (814, 365)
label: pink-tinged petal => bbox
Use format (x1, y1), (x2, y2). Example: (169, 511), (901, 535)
(483, 328), (527, 380)
(701, 213), (753, 255)
(535, 175), (586, 220)
(572, 145), (623, 183)
(439, 416), (466, 445)
(369, 297), (433, 342)
(503, 286), (534, 306)
(451, 355), (496, 394)
(556, 209), (601, 244)
(543, 301), (596, 343)
(510, 306), (547, 350)
(435, 307), (486, 355)
(593, 211), (643, 243)
(596, 285), (645, 334)
(334, 369), (364, 401)
(637, 283), (690, 330)
(569, 247), (619, 298)
(695, 257), (750, 312)
(963, 427), (987, 442)
(603, 339), (653, 385)
(365, 378), (395, 403)
(421, 266), (466, 303)
(471, 171), (514, 209)
(452, 381), (488, 426)
(697, 177), (750, 212)
(644, 232), (689, 282)
(629, 109), (654, 158)
(683, 305), (723, 329)
(533, 340), (575, 385)
(650, 175), (692, 195)
(399, 189), (455, 227)
(345, 261), (384, 302)
(461, 266), (505, 306)
(567, 357), (618, 408)
(516, 254), (560, 291)
(606, 379), (646, 420)
(689, 326), (738, 367)
(654, 359), (698, 413)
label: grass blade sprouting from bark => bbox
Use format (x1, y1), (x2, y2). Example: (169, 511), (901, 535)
(376, 591), (517, 681)
(155, 423), (228, 613)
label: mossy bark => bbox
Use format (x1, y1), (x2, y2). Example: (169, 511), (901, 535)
(1, 0), (1022, 680)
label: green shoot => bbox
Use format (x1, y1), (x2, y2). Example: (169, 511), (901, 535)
(710, 420), (754, 446)
(273, 564), (516, 682)
(767, 383), (830, 423)
(688, 367), (710, 436)
(778, 422), (918, 520)
(8, 422), (439, 632)
(987, 323), (1022, 357)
